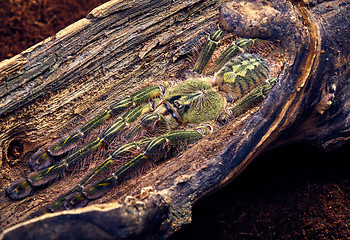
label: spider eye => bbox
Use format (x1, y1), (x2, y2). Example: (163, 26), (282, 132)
(173, 100), (183, 109)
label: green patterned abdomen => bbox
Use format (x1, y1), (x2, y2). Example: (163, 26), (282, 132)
(215, 54), (270, 102)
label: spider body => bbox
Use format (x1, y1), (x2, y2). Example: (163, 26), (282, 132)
(6, 27), (279, 214)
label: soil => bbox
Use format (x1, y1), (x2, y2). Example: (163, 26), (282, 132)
(0, 0), (109, 60)
(1, 1), (349, 239)
(174, 143), (350, 240)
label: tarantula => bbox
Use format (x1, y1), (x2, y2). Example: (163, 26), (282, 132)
(6, 27), (279, 214)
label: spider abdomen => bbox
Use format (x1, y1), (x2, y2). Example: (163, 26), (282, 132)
(215, 54), (270, 102)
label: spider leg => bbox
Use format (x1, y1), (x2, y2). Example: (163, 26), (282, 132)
(219, 77), (277, 122)
(58, 126), (211, 210)
(100, 101), (156, 142)
(193, 26), (223, 74)
(6, 100), (159, 200)
(28, 85), (167, 170)
(45, 138), (153, 212)
(126, 113), (170, 139)
(207, 38), (255, 75)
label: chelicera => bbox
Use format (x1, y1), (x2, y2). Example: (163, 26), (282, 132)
(6, 26), (281, 215)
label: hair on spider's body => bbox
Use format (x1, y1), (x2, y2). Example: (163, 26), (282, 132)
(6, 26), (281, 216)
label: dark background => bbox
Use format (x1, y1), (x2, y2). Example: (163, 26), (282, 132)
(1, 1), (349, 239)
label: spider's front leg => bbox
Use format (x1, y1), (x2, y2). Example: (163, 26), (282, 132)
(45, 126), (210, 213)
(44, 113), (170, 212)
(29, 84), (168, 171)
(6, 85), (168, 200)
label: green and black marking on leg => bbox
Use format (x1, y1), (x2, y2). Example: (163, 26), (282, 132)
(57, 127), (210, 210)
(219, 77), (277, 122)
(193, 26), (224, 74)
(207, 38), (256, 75)
(126, 113), (170, 139)
(28, 84), (167, 171)
(5, 179), (33, 200)
(6, 100), (157, 200)
(46, 138), (152, 212)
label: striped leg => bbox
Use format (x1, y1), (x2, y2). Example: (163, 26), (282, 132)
(55, 126), (211, 210)
(207, 38), (255, 75)
(219, 77), (277, 122)
(28, 84), (168, 171)
(193, 26), (223, 74)
(44, 138), (153, 213)
(6, 100), (158, 201)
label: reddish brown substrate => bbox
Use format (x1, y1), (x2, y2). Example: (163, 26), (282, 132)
(0, 0), (109, 61)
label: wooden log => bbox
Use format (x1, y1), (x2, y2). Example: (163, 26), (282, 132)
(1, 0), (349, 239)
(0, 0), (223, 234)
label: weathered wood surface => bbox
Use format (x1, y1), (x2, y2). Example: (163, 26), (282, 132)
(1, 0), (350, 239)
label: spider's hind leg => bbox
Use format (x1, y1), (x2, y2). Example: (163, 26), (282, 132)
(207, 38), (255, 75)
(219, 77), (277, 123)
(193, 26), (223, 74)
(192, 25), (260, 79)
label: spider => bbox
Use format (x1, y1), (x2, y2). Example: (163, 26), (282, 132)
(6, 26), (279, 215)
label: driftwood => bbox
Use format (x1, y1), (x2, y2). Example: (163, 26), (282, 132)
(0, 0), (349, 239)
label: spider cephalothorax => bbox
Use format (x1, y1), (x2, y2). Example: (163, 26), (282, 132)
(6, 27), (280, 214)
